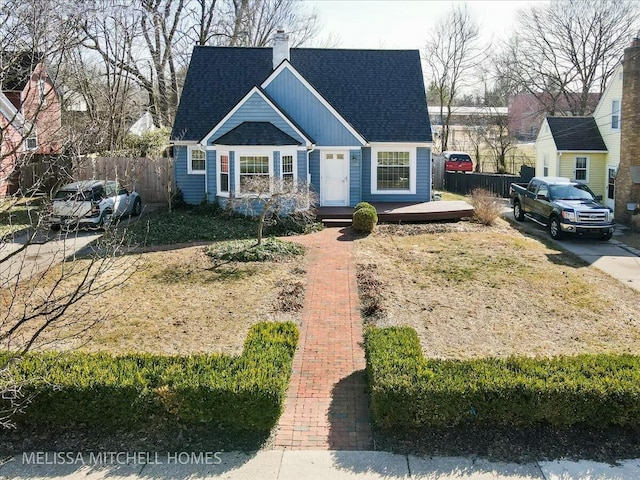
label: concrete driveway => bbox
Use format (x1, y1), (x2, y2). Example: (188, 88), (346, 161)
(503, 207), (640, 293)
(0, 211), (148, 287)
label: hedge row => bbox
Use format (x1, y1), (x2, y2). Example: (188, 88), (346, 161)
(365, 326), (640, 429)
(2, 321), (298, 433)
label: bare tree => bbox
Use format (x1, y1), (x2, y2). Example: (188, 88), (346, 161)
(424, 4), (488, 153)
(481, 112), (517, 174)
(498, 0), (640, 116)
(230, 176), (317, 245)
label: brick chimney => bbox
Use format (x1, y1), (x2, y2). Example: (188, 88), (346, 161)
(615, 38), (640, 224)
(272, 28), (290, 69)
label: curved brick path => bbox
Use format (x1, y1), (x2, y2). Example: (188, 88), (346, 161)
(274, 228), (372, 450)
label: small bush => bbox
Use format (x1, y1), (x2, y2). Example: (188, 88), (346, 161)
(354, 202), (376, 213)
(366, 326), (640, 429)
(357, 263), (385, 319)
(469, 188), (503, 226)
(206, 237), (305, 262)
(353, 207), (378, 233)
(4, 322), (298, 434)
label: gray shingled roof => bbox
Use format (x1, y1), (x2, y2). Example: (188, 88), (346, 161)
(212, 122), (301, 145)
(171, 46), (432, 144)
(546, 117), (607, 151)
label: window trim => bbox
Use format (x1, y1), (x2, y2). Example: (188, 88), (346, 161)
(188, 147), (206, 175)
(217, 151), (230, 197)
(574, 155), (589, 183)
(611, 99), (621, 131)
(234, 150), (274, 196)
(280, 150), (297, 184)
(371, 147), (416, 195)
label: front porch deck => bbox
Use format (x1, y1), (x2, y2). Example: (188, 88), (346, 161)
(316, 200), (474, 226)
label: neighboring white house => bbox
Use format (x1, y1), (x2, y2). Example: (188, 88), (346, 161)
(129, 111), (157, 136)
(535, 64), (623, 211)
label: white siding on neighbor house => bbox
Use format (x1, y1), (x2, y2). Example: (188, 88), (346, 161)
(534, 119), (559, 177)
(593, 63), (623, 167)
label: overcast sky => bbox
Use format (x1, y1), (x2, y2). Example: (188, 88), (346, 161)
(304, 1), (547, 50)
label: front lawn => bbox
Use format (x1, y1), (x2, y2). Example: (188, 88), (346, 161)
(126, 205), (320, 246)
(356, 219), (640, 359)
(9, 244), (307, 356)
(0, 197), (42, 238)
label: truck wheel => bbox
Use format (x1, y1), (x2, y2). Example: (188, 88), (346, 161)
(549, 216), (564, 240)
(513, 201), (525, 221)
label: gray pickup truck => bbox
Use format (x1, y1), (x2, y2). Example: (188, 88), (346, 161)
(510, 176), (615, 240)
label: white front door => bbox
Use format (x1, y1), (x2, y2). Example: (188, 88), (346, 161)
(321, 151), (349, 206)
(606, 166), (616, 210)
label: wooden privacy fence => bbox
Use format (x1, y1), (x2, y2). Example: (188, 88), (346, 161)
(74, 156), (174, 204)
(444, 166), (535, 198)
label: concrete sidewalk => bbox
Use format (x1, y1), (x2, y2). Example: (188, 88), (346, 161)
(2, 450), (639, 479)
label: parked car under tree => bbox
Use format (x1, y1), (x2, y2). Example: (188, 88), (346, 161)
(46, 180), (141, 230)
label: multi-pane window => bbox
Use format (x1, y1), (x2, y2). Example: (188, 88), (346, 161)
(239, 155), (269, 191)
(543, 154), (549, 176)
(611, 100), (621, 130)
(190, 149), (205, 173)
(281, 155), (294, 184)
(219, 154), (229, 193)
(575, 156), (588, 181)
(376, 151), (410, 190)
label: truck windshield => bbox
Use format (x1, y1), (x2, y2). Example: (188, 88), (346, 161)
(548, 184), (595, 201)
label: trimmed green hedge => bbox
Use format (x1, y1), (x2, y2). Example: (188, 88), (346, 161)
(365, 326), (640, 429)
(3, 322), (298, 433)
(353, 204), (378, 233)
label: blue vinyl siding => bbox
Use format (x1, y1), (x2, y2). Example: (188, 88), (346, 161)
(274, 151), (281, 179)
(361, 146), (431, 202)
(207, 92), (306, 145)
(229, 152), (236, 195)
(207, 150), (216, 202)
(349, 149), (362, 206)
(174, 145), (206, 204)
(264, 68), (363, 147)
(309, 150), (321, 197)
(297, 150), (307, 182)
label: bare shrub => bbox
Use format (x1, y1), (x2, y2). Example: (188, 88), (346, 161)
(469, 188), (503, 226)
(356, 263), (385, 320)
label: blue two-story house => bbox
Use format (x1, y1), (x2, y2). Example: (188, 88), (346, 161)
(170, 31), (432, 207)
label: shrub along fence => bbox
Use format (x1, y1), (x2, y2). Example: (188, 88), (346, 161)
(2, 322), (298, 435)
(365, 326), (640, 429)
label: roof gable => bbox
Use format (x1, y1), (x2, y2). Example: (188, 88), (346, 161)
(200, 86), (312, 146)
(546, 116), (607, 151)
(262, 61), (366, 146)
(171, 46), (432, 144)
(212, 121), (301, 145)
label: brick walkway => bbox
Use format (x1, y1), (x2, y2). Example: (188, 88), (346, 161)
(274, 228), (372, 450)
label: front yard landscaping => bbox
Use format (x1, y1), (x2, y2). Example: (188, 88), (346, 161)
(356, 218), (640, 461)
(356, 219), (640, 358)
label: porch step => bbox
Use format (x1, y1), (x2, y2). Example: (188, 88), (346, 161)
(320, 218), (352, 228)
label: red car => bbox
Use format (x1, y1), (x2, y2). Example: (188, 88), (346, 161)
(443, 151), (474, 173)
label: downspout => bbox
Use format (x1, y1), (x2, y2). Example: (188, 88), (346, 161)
(307, 144), (316, 185)
(307, 144), (316, 208)
(197, 143), (208, 199)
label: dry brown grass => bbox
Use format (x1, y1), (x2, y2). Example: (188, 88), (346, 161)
(8, 245), (306, 356)
(356, 219), (640, 359)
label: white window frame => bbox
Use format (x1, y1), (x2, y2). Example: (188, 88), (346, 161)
(574, 156), (589, 183)
(188, 147), (206, 174)
(234, 149), (274, 196)
(611, 100), (621, 130)
(217, 151), (230, 197)
(24, 126), (37, 151)
(543, 153), (549, 177)
(280, 150), (297, 184)
(371, 147), (416, 195)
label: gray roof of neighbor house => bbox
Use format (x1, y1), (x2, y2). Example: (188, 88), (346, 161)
(212, 121), (302, 145)
(546, 116), (607, 151)
(171, 46), (432, 144)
